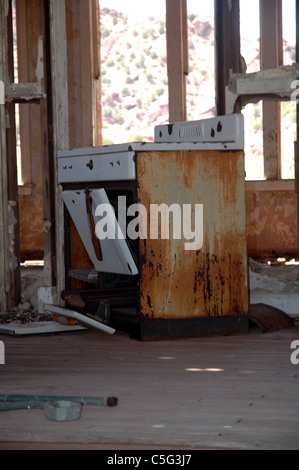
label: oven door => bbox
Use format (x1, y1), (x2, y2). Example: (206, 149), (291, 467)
(62, 189), (138, 276)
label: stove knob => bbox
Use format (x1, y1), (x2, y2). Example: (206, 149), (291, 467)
(86, 160), (94, 170)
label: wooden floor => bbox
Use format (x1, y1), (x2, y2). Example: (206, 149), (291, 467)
(0, 323), (299, 450)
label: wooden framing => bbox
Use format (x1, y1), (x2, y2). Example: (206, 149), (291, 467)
(296, 0), (299, 256)
(260, 0), (283, 180)
(0, 0), (23, 310)
(166, 0), (188, 123)
(39, 0), (55, 287)
(6, 0), (21, 306)
(0, 0), (100, 308)
(15, 0), (55, 287)
(48, 0), (101, 302)
(49, 0), (69, 302)
(0, 0), (297, 309)
(66, 0), (100, 149)
(79, 0), (98, 146)
(16, 0), (32, 188)
(96, 0), (102, 145)
(0, 1), (9, 312)
(215, 0), (242, 116)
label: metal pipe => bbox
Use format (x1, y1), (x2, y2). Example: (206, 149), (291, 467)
(0, 401), (47, 412)
(0, 394), (118, 408)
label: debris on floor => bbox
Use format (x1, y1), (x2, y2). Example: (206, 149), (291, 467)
(45, 401), (83, 422)
(250, 258), (299, 317)
(0, 268), (78, 335)
(0, 394), (119, 422)
(0, 394), (119, 411)
(250, 258), (299, 292)
(0, 321), (86, 336)
(0, 275), (84, 336)
(2, 258), (299, 337)
(0, 312), (53, 325)
(248, 303), (295, 333)
(21, 274), (43, 311)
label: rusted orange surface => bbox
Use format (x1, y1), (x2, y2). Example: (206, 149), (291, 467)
(137, 150), (248, 321)
(246, 188), (298, 258)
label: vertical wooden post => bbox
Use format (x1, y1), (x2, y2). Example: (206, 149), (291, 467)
(166, 0), (188, 123)
(16, 0), (31, 187)
(296, 0), (299, 256)
(79, 0), (97, 146)
(96, 0), (102, 146)
(39, 0), (56, 287)
(6, 0), (21, 307)
(215, 0), (241, 116)
(49, 0), (101, 302)
(66, 0), (100, 148)
(49, 0), (69, 303)
(0, 1), (9, 312)
(260, 0), (283, 180)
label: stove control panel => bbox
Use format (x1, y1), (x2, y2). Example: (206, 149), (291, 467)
(58, 151), (136, 184)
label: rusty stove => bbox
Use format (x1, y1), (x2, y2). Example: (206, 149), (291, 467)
(57, 114), (249, 340)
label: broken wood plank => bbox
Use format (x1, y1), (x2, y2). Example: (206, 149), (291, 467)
(5, 83), (45, 102)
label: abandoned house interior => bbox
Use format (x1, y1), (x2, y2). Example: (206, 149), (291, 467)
(0, 0), (299, 451)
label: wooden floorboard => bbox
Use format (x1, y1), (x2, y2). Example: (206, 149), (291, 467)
(0, 325), (298, 450)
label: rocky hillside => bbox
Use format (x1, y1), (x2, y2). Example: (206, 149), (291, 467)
(100, 8), (216, 143)
(100, 7), (296, 179)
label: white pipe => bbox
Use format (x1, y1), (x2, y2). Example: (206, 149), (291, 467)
(45, 305), (116, 335)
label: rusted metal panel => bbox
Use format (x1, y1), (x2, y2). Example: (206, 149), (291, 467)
(137, 150), (248, 322)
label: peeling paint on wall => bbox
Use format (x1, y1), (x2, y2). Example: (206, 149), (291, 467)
(246, 189), (298, 257)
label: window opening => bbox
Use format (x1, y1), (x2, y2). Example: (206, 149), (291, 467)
(100, 0), (167, 145)
(281, 0), (296, 180)
(187, 0), (215, 121)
